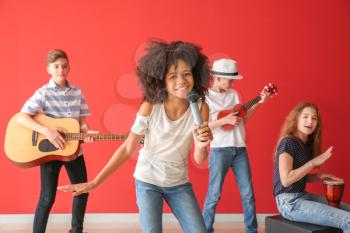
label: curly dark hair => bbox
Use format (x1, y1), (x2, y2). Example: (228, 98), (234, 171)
(136, 40), (210, 103)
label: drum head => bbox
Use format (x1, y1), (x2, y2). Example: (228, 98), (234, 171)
(323, 179), (344, 185)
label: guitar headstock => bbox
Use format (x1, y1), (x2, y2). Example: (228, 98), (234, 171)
(264, 83), (278, 96)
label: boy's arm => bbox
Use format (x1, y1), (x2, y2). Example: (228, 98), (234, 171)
(79, 116), (99, 143)
(16, 112), (66, 149)
(243, 103), (261, 124)
(209, 117), (229, 129)
(243, 88), (271, 124)
(209, 114), (242, 129)
(79, 116), (90, 133)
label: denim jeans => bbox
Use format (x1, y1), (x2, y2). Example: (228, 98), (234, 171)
(33, 155), (89, 233)
(276, 192), (350, 232)
(135, 179), (207, 233)
(203, 147), (258, 233)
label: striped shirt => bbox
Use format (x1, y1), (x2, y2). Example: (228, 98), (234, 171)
(21, 78), (90, 120)
(273, 136), (313, 196)
(21, 79), (90, 157)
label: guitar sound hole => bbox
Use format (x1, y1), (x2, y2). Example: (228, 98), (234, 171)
(38, 139), (58, 152)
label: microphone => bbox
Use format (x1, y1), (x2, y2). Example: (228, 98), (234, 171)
(186, 90), (203, 125)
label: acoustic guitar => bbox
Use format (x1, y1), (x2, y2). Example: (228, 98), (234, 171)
(4, 113), (136, 168)
(217, 83), (277, 131)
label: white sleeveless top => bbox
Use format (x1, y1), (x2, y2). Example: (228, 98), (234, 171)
(131, 103), (195, 187)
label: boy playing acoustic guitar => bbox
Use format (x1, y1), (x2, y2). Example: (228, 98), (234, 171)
(15, 49), (96, 233)
(202, 58), (274, 233)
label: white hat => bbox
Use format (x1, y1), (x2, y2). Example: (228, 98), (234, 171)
(211, 58), (243, 80)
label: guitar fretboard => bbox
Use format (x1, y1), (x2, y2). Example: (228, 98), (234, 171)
(64, 133), (127, 141)
(243, 96), (261, 110)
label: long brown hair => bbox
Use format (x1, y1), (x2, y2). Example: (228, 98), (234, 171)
(274, 102), (322, 160)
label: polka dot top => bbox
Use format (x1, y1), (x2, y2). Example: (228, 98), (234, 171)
(273, 136), (313, 196)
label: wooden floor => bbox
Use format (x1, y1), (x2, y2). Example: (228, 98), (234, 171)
(1, 221), (265, 233)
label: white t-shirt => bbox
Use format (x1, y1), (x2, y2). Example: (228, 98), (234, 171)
(206, 88), (246, 148)
(131, 103), (195, 187)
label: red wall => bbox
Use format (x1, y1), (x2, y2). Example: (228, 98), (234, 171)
(1, 0), (349, 214)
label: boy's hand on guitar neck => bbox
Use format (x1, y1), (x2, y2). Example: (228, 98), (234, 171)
(258, 90), (269, 104)
(43, 127), (66, 150)
(258, 84), (275, 104)
(43, 128), (99, 149)
(82, 130), (99, 144)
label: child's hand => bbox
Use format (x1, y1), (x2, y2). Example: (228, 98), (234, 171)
(259, 89), (271, 104)
(58, 181), (96, 196)
(44, 128), (66, 150)
(311, 146), (333, 167)
(319, 173), (343, 182)
(259, 83), (276, 104)
(83, 130), (99, 143)
(223, 113), (242, 126)
(192, 121), (212, 148)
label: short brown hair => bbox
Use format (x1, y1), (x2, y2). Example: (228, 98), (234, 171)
(46, 49), (69, 64)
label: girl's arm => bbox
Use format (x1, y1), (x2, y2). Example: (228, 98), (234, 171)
(279, 152), (314, 187)
(58, 102), (152, 195)
(306, 173), (321, 182)
(279, 146), (333, 187)
(193, 102), (212, 164)
(307, 173), (343, 183)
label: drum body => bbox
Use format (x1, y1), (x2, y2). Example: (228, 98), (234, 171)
(323, 179), (344, 208)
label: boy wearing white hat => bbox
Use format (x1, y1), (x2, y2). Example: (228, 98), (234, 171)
(203, 58), (270, 233)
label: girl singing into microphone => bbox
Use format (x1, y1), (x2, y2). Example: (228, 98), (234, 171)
(59, 40), (212, 233)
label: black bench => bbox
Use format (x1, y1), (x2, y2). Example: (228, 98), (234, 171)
(265, 215), (342, 233)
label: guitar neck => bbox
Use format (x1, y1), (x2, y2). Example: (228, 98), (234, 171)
(65, 133), (127, 141)
(243, 96), (261, 110)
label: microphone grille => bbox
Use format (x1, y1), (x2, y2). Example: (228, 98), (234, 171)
(186, 90), (200, 102)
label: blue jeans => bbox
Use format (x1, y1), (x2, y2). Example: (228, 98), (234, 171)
(203, 147), (257, 233)
(33, 155), (89, 233)
(276, 192), (350, 232)
(135, 179), (207, 233)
